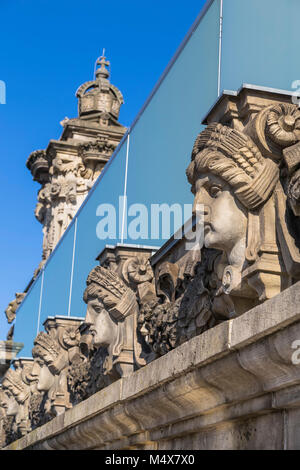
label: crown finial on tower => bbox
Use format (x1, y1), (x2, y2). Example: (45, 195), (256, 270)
(76, 50), (124, 119)
(95, 50), (110, 80)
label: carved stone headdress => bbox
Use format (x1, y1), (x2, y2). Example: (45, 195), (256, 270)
(83, 266), (137, 321)
(2, 369), (29, 404)
(32, 332), (69, 376)
(186, 123), (279, 210)
(32, 332), (59, 363)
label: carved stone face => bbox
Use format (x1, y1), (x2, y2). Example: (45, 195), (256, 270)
(37, 364), (55, 392)
(0, 391), (8, 415)
(30, 360), (41, 381)
(193, 173), (248, 255)
(85, 298), (118, 349)
(3, 390), (19, 417)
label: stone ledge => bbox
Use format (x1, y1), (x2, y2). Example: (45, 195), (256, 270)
(5, 282), (300, 450)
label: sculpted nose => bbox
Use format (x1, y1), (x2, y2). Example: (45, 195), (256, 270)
(193, 191), (207, 216)
(31, 361), (40, 376)
(85, 308), (94, 327)
(192, 196), (200, 215)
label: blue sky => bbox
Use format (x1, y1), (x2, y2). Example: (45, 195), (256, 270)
(0, 0), (207, 338)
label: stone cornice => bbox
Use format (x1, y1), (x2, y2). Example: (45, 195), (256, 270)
(202, 84), (296, 129)
(0, 341), (24, 381)
(61, 120), (126, 142)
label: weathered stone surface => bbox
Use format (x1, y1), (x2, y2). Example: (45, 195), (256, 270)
(5, 88), (300, 450)
(229, 281), (300, 349)
(5, 282), (300, 450)
(32, 316), (83, 421)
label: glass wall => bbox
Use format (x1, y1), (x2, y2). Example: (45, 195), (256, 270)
(13, 0), (300, 357)
(39, 223), (76, 326)
(70, 140), (128, 317)
(221, 0), (300, 93)
(13, 273), (43, 357)
(124, 0), (220, 245)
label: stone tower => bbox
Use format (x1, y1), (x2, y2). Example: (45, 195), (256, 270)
(26, 54), (126, 269)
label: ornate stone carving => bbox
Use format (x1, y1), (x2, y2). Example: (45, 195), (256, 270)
(4, 292), (26, 323)
(26, 150), (50, 185)
(83, 265), (144, 378)
(78, 138), (117, 180)
(1, 368), (31, 439)
(76, 55), (124, 120)
(187, 101), (300, 316)
(26, 53), (126, 268)
(31, 317), (82, 420)
(0, 386), (8, 448)
(8, 90), (300, 448)
(138, 249), (220, 358)
(0, 386), (17, 448)
(67, 247), (157, 404)
(67, 347), (111, 406)
(0, 358), (41, 446)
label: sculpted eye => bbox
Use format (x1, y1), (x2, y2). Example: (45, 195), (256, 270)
(93, 303), (103, 313)
(209, 185), (221, 198)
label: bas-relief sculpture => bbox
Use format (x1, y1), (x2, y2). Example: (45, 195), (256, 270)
(3, 88), (300, 449)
